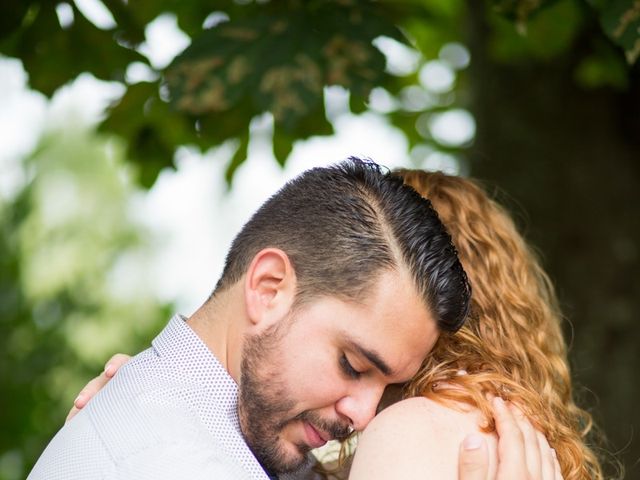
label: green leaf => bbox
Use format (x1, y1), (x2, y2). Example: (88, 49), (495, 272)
(225, 131), (249, 187)
(574, 40), (629, 89)
(100, 82), (202, 187)
(273, 130), (294, 168)
(392, 0), (465, 58)
(490, 0), (557, 23)
(0, 3), (146, 96)
(165, 0), (407, 169)
(0, 0), (35, 41)
(350, 93), (369, 114)
(100, 0), (148, 47)
(593, 0), (640, 64)
(488, 0), (584, 62)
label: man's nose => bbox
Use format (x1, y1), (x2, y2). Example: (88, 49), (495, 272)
(335, 385), (385, 432)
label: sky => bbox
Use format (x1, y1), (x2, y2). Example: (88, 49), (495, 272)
(0, 6), (471, 314)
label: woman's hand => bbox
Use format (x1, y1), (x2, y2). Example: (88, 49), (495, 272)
(458, 397), (563, 480)
(65, 353), (131, 422)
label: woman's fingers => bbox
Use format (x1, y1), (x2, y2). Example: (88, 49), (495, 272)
(509, 403), (541, 479)
(552, 449), (564, 480)
(458, 434), (489, 480)
(103, 353), (131, 378)
(65, 406), (81, 423)
(493, 397), (564, 480)
(493, 396), (527, 479)
(65, 353), (131, 423)
(65, 375), (108, 422)
(536, 430), (555, 480)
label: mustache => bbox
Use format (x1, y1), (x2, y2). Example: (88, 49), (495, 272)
(294, 411), (353, 442)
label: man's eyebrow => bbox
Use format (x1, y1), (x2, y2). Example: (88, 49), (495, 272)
(347, 340), (395, 377)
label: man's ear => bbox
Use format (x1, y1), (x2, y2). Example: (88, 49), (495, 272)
(244, 248), (296, 331)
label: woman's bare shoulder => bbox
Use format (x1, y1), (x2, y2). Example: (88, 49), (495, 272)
(359, 396), (491, 449)
(348, 397), (497, 479)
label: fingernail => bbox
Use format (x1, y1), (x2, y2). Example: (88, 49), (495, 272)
(492, 396), (505, 409)
(463, 434), (483, 450)
(104, 363), (115, 377)
(74, 394), (85, 407)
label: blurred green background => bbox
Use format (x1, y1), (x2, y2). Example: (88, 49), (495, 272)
(1, 0), (638, 478)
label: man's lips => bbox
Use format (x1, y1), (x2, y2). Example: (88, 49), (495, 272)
(303, 421), (329, 448)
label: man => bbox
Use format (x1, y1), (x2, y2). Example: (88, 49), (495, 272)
(28, 159), (534, 479)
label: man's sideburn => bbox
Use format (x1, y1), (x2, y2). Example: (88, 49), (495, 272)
(238, 314), (352, 475)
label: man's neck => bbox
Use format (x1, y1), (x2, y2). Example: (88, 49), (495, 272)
(187, 285), (245, 383)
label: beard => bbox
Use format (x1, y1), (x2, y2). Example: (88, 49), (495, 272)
(238, 322), (351, 475)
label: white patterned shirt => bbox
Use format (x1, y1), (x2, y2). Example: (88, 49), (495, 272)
(29, 315), (270, 480)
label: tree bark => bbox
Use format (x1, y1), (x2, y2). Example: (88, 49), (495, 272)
(465, 0), (640, 475)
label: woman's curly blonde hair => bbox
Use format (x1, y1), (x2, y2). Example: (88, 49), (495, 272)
(396, 169), (605, 480)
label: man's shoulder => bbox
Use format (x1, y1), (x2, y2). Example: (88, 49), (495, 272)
(86, 355), (207, 447)
(34, 402), (251, 480)
(83, 383), (250, 479)
(92, 347), (203, 407)
(105, 401), (251, 480)
(79, 349), (209, 452)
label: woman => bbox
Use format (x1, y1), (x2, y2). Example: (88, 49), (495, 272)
(69, 170), (602, 478)
(348, 170), (602, 479)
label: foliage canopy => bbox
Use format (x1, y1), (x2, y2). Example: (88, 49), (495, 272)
(1, 0), (637, 186)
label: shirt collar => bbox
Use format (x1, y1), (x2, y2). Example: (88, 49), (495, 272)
(151, 314), (239, 415)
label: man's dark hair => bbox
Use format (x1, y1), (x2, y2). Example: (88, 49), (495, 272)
(214, 157), (470, 332)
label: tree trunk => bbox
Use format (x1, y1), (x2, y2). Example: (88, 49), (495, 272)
(465, 0), (640, 475)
